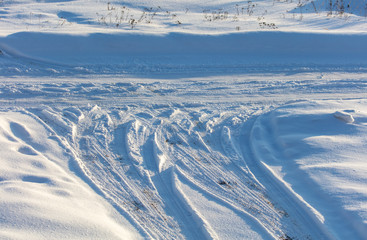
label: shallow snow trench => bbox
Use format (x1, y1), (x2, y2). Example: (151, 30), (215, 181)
(1, 99), (366, 239)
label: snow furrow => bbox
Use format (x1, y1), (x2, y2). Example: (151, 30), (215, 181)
(174, 166), (275, 239)
(239, 115), (335, 239)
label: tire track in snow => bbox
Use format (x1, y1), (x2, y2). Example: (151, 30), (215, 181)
(23, 103), (343, 239)
(174, 166), (275, 239)
(121, 119), (185, 239)
(35, 107), (154, 239)
(75, 109), (206, 239)
(142, 133), (210, 239)
(78, 111), (185, 239)
(154, 115), (289, 239)
(239, 115), (335, 240)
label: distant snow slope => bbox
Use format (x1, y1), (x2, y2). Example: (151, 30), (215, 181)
(1, 0), (367, 36)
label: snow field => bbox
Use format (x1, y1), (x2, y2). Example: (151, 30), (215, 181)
(0, 71), (366, 239)
(1, 0), (367, 239)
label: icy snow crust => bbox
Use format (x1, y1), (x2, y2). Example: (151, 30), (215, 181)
(1, 0), (367, 239)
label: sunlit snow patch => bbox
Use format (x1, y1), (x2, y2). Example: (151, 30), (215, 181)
(333, 110), (354, 123)
(0, 111), (142, 240)
(250, 99), (367, 239)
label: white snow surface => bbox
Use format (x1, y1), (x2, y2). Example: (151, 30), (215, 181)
(1, 0), (367, 239)
(0, 111), (141, 239)
(251, 100), (367, 239)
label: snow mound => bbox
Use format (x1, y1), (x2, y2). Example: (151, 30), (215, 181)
(250, 100), (367, 239)
(333, 110), (354, 123)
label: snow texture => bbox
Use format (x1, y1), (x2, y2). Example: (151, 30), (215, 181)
(0, 0), (367, 239)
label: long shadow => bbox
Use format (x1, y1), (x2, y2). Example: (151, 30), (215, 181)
(1, 31), (367, 78)
(57, 11), (94, 24)
(291, 0), (367, 17)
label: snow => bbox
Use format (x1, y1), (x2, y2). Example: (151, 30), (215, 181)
(333, 110), (355, 123)
(250, 100), (367, 239)
(0, 111), (141, 239)
(1, 0), (367, 36)
(2, 31), (367, 67)
(1, 0), (367, 239)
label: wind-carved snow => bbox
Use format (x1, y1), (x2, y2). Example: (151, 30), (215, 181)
(333, 110), (354, 123)
(249, 100), (367, 239)
(0, 111), (141, 240)
(1, 0), (367, 239)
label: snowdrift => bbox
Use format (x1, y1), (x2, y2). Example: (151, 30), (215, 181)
(0, 111), (142, 239)
(250, 100), (367, 239)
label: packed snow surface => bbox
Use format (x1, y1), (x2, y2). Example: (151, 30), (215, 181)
(1, 0), (367, 239)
